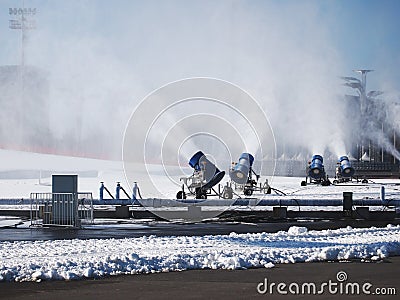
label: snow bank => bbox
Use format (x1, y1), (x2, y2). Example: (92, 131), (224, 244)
(1, 225), (400, 282)
(287, 226), (308, 235)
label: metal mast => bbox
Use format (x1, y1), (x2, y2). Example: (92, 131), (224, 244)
(353, 69), (373, 117)
(8, 2), (37, 143)
(8, 2), (37, 66)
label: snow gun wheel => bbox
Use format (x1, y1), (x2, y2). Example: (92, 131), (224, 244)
(244, 188), (253, 196)
(222, 187), (233, 199)
(321, 180), (331, 186)
(195, 188), (207, 199)
(300, 181), (307, 186)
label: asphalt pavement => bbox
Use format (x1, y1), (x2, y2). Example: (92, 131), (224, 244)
(1, 257), (399, 300)
(1, 218), (400, 241)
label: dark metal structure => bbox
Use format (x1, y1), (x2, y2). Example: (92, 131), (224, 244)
(342, 70), (400, 179)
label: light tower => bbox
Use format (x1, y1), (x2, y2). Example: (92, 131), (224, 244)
(8, 4), (37, 66)
(7, 3), (38, 148)
(354, 69), (372, 161)
(353, 69), (373, 117)
(342, 70), (384, 162)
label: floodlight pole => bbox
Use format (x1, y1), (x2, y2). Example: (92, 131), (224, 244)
(8, 1), (37, 138)
(22, 11), (25, 67)
(8, 1), (37, 67)
(353, 70), (373, 116)
(352, 70), (373, 160)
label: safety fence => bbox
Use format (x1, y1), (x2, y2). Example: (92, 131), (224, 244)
(30, 192), (93, 228)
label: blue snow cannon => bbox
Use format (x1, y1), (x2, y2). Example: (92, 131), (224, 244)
(338, 156), (355, 178)
(230, 153), (254, 184)
(189, 151), (205, 171)
(308, 154), (325, 179)
(188, 151), (225, 189)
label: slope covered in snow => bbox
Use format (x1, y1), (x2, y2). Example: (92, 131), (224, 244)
(1, 149), (400, 202)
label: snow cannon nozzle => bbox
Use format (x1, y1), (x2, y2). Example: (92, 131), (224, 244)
(308, 154), (325, 179)
(338, 156), (355, 178)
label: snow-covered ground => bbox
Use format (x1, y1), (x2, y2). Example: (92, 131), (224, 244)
(0, 149), (124, 199)
(0, 149), (399, 203)
(0, 149), (399, 220)
(1, 149), (400, 282)
(0, 225), (399, 282)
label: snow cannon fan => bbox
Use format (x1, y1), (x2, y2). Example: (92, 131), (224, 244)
(338, 156), (355, 178)
(229, 153), (254, 185)
(308, 154), (326, 179)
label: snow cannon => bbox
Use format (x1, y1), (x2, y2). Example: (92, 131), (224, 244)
(308, 155), (325, 179)
(188, 151), (225, 189)
(178, 151), (225, 199)
(333, 155), (356, 184)
(229, 153), (254, 185)
(301, 154), (330, 186)
(224, 153), (269, 198)
(338, 156), (355, 178)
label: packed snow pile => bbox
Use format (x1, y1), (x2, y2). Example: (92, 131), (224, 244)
(1, 225), (400, 282)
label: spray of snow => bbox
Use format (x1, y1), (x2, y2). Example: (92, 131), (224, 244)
(0, 1), (350, 161)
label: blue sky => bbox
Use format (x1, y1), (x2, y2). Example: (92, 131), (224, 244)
(322, 0), (400, 76)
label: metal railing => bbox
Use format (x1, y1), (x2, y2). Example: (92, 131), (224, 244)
(30, 192), (93, 228)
